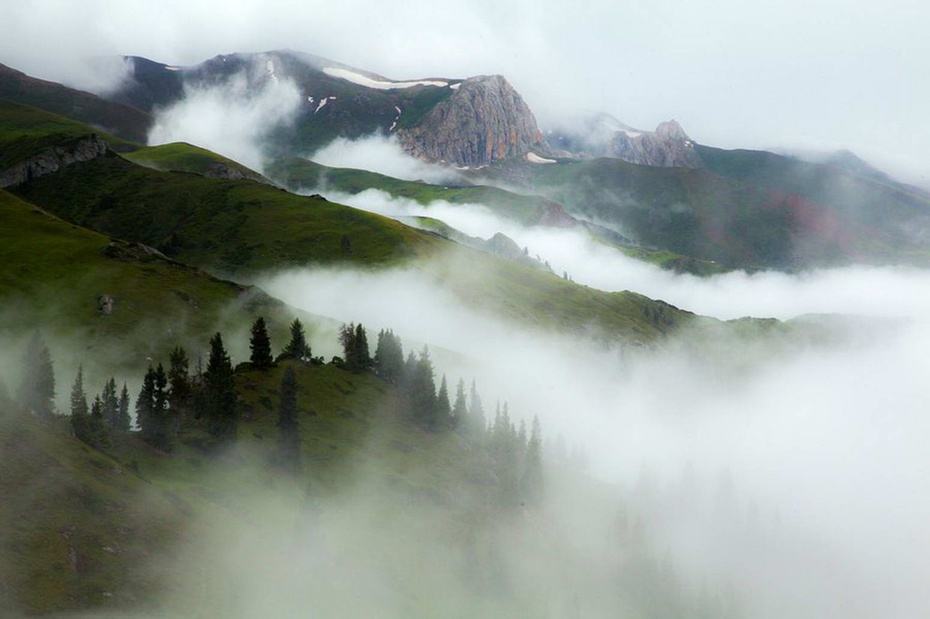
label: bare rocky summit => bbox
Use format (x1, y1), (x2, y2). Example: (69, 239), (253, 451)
(398, 75), (547, 167)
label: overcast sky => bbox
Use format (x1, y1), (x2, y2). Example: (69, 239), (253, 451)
(2, 0), (928, 182)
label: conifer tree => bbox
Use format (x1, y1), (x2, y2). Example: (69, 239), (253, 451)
(411, 347), (437, 429)
(167, 346), (191, 433)
(374, 329), (404, 383)
(69, 367), (88, 438)
(353, 323), (371, 371)
(276, 366), (301, 471)
(521, 416), (544, 504)
(83, 393), (109, 447)
(282, 319), (311, 362)
(451, 379), (468, 429)
(249, 317), (273, 369)
(117, 383), (131, 432)
(152, 363), (171, 450)
(205, 333), (237, 441)
(469, 380), (486, 437)
(101, 378), (119, 430)
(17, 332), (55, 418)
(436, 374), (451, 428)
(136, 367), (155, 439)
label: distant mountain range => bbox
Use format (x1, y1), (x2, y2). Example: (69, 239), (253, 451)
(2, 49), (930, 271)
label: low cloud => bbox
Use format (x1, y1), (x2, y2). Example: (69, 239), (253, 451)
(147, 66), (301, 171)
(310, 135), (462, 185)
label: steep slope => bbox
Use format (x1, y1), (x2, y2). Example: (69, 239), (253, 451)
(493, 153), (930, 269)
(0, 62), (151, 143)
(396, 74), (547, 166)
(0, 189), (297, 372)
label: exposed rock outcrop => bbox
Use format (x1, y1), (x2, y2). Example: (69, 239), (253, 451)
(0, 135), (109, 188)
(398, 75), (547, 167)
(549, 114), (702, 168)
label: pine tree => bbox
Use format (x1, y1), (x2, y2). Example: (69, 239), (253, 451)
(101, 378), (119, 430)
(353, 323), (371, 371)
(69, 367), (89, 439)
(282, 319), (311, 362)
(17, 332), (55, 418)
(249, 317), (273, 369)
(374, 329), (404, 383)
(152, 363), (171, 450)
(136, 367), (156, 440)
(436, 375), (451, 428)
(410, 347), (437, 429)
(82, 393), (109, 448)
(167, 346), (191, 434)
(451, 379), (468, 429)
(521, 416), (544, 504)
(277, 366), (301, 472)
(205, 333), (237, 441)
(469, 380), (486, 437)
(117, 383), (131, 432)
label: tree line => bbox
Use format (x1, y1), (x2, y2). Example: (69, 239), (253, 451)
(10, 320), (544, 501)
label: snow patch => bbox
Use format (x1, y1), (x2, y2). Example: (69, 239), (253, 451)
(450, 82), (461, 90)
(323, 67), (448, 90)
(526, 152), (556, 164)
(164, 65), (181, 72)
(315, 97), (331, 113)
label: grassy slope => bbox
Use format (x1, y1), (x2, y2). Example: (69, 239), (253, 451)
(12, 154), (699, 342)
(267, 157), (726, 275)
(267, 156), (550, 225)
(514, 154), (930, 270)
(0, 190), (307, 374)
(124, 142), (268, 182)
(0, 101), (136, 169)
(0, 63), (151, 144)
(12, 154), (430, 272)
(0, 359), (496, 615)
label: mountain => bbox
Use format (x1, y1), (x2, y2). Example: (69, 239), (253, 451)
(547, 113), (702, 168)
(396, 74), (547, 167)
(483, 150), (930, 270)
(105, 50), (545, 167)
(0, 62), (151, 143)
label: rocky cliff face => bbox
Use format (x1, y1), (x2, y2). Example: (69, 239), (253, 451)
(0, 135), (109, 188)
(398, 75), (547, 167)
(549, 114), (702, 168)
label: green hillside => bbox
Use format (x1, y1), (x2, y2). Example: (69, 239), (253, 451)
(0, 189), (308, 374)
(0, 101), (135, 169)
(0, 357), (499, 615)
(507, 154), (930, 270)
(0, 63), (151, 143)
(125, 142), (268, 182)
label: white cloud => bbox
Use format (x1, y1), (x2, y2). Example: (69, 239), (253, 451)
(147, 68), (301, 171)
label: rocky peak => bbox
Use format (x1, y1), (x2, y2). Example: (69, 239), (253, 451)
(398, 75), (547, 167)
(655, 119), (689, 141)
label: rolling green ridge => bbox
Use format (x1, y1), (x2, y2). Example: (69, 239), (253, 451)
(266, 156), (726, 274)
(12, 154), (431, 273)
(0, 189), (310, 374)
(506, 156), (930, 269)
(0, 63), (151, 143)
(0, 101), (134, 169)
(124, 142), (268, 182)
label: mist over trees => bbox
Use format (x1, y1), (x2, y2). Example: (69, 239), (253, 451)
(8, 319), (547, 507)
